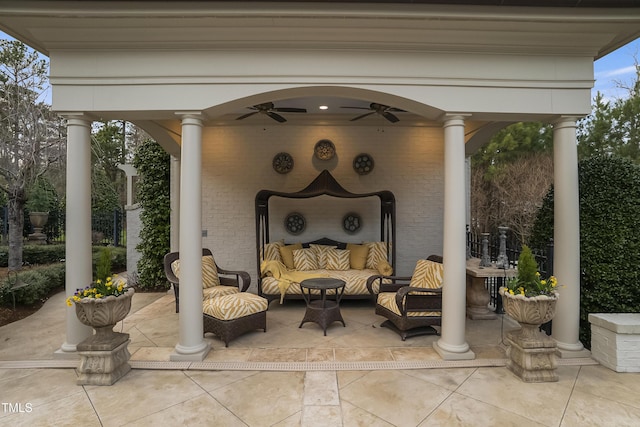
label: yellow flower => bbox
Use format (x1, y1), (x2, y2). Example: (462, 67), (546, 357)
(535, 272), (540, 277)
(541, 280), (547, 285)
(73, 296), (81, 302)
(509, 289), (514, 295)
(66, 298), (72, 307)
(96, 279), (102, 284)
(95, 293), (103, 298)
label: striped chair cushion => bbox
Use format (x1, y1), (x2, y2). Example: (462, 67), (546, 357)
(203, 285), (240, 300)
(377, 292), (441, 317)
(293, 248), (319, 271)
(409, 259), (443, 289)
(325, 248), (350, 270)
(171, 256), (220, 288)
(203, 293), (268, 321)
(365, 242), (388, 269)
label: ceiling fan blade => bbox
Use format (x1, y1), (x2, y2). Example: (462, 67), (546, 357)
(236, 111), (259, 120)
(350, 112), (376, 121)
(341, 106), (370, 110)
(382, 111), (400, 123)
(273, 107), (307, 113)
(387, 108), (406, 112)
(267, 112), (287, 123)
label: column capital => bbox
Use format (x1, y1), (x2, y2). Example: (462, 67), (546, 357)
(440, 113), (471, 127)
(552, 116), (580, 129)
(59, 112), (93, 126)
(176, 111), (205, 125)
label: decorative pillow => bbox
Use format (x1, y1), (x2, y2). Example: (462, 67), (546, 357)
(325, 248), (351, 270)
(261, 240), (284, 263)
(409, 259), (443, 289)
(346, 243), (369, 270)
(309, 244), (335, 269)
(365, 241), (388, 269)
(293, 248), (319, 271)
(279, 243), (303, 269)
(171, 256), (220, 289)
(376, 259), (394, 276)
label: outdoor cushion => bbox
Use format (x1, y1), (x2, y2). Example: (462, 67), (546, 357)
(309, 244), (335, 269)
(171, 256), (220, 288)
(346, 243), (369, 270)
(279, 243), (303, 269)
(325, 248), (350, 270)
(293, 248), (319, 271)
(203, 286), (240, 300)
(376, 292), (441, 317)
(364, 241), (388, 269)
(409, 259), (443, 289)
(261, 240), (284, 263)
(376, 259), (393, 276)
(203, 293), (268, 321)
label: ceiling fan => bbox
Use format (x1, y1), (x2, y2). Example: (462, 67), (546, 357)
(341, 102), (405, 123)
(236, 102), (307, 123)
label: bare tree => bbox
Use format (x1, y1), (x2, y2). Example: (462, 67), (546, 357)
(0, 40), (64, 269)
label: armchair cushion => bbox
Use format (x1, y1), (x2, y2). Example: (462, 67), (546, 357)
(377, 292), (441, 317)
(203, 292), (268, 321)
(203, 285), (240, 300)
(171, 256), (220, 288)
(408, 259), (443, 289)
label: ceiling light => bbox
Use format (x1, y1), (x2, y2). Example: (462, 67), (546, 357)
(319, 105), (329, 110)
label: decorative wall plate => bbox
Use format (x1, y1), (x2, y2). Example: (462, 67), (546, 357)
(285, 212), (306, 235)
(353, 153), (374, 175)
(272, 152), (294, 174)
(314, 139), (336, 160)
(342, 212), (362, 234)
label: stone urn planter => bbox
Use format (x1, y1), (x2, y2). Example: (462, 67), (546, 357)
(27, 211), (49, 244)
(72, 287), (135, 385)
(500, 288), (559, 382)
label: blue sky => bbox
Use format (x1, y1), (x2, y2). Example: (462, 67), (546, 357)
(1, 31), (639, 105)
(593, 38), (639, 101)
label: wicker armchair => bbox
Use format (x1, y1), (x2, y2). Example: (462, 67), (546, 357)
(164, 248), (251, 313)
(366, 255), (443, 340)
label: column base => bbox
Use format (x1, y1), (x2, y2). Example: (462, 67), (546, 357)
(54, 348), (81, 360)
(556, 347), (592, 359)
(433, 341), (475, 360)
(170, 342), (210, 362)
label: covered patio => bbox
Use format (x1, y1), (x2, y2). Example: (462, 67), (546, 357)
(1, 1), (640, 363)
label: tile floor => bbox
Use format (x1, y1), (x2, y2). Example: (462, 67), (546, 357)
(1, 291), (639, 426)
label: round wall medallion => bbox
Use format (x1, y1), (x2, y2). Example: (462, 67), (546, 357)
(285, 212), (306, 235)
(353, 153), (374, 175)
(272, 152), (294, 174)
(342, 212), (362, 234)
(314, 139), (336, 160)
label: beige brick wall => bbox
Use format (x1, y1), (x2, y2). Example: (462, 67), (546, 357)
(200, 123), (445, 283)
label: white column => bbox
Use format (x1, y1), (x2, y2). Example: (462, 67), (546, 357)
(552, 117), (589, 357)
(170, 155), (180, 252)
(434, 114), (475, 360)
(170, 113), (210, 361)
(55, 115), (93, 358)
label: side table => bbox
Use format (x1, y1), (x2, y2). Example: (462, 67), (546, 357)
(299, 278), (346, 336)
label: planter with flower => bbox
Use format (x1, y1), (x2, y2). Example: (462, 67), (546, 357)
(499, 245), (559, 382)
(66, 247), (134, 385)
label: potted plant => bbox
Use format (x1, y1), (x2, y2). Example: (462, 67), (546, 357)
(66, 247), (134, 385)
(499, 245), (560, 382)
(25, 180), (53, 243)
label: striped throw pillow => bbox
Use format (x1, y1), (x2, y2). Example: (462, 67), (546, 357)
(365, 241), (388, 269)
(409, 259), (443, 289)
(293, 248), (319, 271)
(261, 240), (284, 263)
(309, 244), (335, 269)
(325, 248), (350, 271)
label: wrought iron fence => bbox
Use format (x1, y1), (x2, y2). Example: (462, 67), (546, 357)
(467, 228), (554, 321)
(0, 206), (126, 247)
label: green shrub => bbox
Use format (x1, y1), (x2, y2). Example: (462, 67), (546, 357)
(132, 139), (171, 291)
(531, 155), (640, 348)
(95, 247), (113, 283)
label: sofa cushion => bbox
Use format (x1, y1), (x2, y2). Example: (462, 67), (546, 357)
(309, 244), (335, 269)
(365, 241), (388, 269)
(326, 248), (350, 270)
(409, 259), (443, 289)
(171, 256), (220, 288)
(203, 293), (268, 321)
(261, 268), (384, 296)
(261, 240), (284, 263)
(346, 243), (369, 270)
(279, 243), (303, 269)
(293, 248), (319, 271)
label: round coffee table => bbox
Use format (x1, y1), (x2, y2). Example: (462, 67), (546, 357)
(299, 278), (346, 336)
